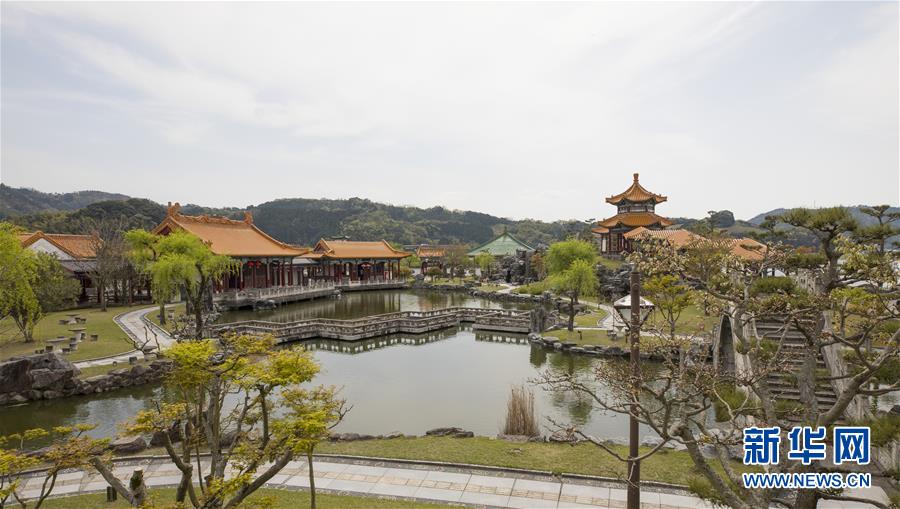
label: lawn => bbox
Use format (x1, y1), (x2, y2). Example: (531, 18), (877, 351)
(145, 303), (186, 332)
(75, 357), (155, 379)
(573, 309), (608, 328)
(542, 328), (619, 347)
(476, 283), (505, 292)
(426, 276), (474, 285)
(645, 304), (720, 335)
(598, 257), (625, 270)
(318, 436), (749, 486)
(0, 307), (135, 362)
(42, 488), (453, 509)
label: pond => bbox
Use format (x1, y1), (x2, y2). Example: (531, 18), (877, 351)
(0, 290), (652, 442)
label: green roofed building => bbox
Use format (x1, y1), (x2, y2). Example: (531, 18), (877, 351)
(467, 231), (535, 257)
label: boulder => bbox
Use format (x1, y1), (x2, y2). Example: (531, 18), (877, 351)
(1, 353), (78, 394)
(425, 427), (474, 438)
(129, 365), (150, 378)
(111, 435), (147, 454)
(29, 368), (70, 390)
(383, 431), (404, 439)
(549, 430), (576, 443)
(41, 390), (63, 400)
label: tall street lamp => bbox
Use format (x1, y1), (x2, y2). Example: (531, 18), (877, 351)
(612, 272), (654, 509)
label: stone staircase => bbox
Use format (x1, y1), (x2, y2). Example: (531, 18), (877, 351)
(754, 319), (838, 410)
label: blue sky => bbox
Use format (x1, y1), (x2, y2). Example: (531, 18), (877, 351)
(1, 2), (897, 221)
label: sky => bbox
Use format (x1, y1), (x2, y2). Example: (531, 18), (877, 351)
(1, 2), (898, 222)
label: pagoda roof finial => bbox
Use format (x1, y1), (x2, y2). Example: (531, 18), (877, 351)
(605, 173), (667, 205)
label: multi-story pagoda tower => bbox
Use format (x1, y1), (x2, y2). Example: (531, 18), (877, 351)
(592, 173), (673, 255)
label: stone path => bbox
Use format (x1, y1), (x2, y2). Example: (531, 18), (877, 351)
(18, 456), (888, 508)
(18, 456), (711, 508)
(74, 307), (175, 369)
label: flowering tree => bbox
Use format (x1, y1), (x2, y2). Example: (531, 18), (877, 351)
(541, 208), (899, 509)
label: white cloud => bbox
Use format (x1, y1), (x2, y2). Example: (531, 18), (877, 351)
(1, 2), (896, 220)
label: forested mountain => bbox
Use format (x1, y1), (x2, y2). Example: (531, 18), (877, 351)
(0, 184), (129, 217)
(3, 185), (895, 249)
(3, 189), (585, 247)
(6, 198), (168, 234)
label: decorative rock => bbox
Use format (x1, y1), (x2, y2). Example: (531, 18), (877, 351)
(425, 427), (474, 438)
(549, 430), (576, 443)
(110, 435), (147, 454)
(384, 431), (404, 439)
(41, 390), (63, 400)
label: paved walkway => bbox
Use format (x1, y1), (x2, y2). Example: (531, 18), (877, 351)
(18, 456), (712, 508)
(18, 456), (888, 508)
(74, 306), (175, 369)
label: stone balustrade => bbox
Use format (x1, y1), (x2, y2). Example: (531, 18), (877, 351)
(210, 307), (534, 343)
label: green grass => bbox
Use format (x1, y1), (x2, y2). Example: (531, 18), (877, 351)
(145, 303), (186, 332)
(645, 304), (720, 335)
(0, 307), (135, 362)
(76, 357), (155, 379)
(573, 309), (608, 328)
(476, 284), (504, 292)
(514, 281), (549, 295)
(598, 257), (624, 270)
(41, 488), (453, 509)
(427, 276), (474, 285)
(318, 436), (749, 485)
(543, 328), (620, 347)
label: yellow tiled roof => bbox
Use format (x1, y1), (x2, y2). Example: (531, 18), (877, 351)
(606, 173), (668, 205)
(152, 203), (308, 257)
(304, 239), (411, 260)
(19, 231), (98, 259)
(596, 212), (675, 228)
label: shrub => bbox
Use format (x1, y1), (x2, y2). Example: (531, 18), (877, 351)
(749, 277), (797, 296)
(502, 384), (540, 437)
(687, 476), (728, 507)
(713, 385), (749, 422)
(514, 281), (549, 295)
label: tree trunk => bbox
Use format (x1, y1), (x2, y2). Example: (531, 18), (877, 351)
(99, 278), (108, 312)
(194, 298), (204, 340)
(128, 469), (147, 507)
(160, 302), (167, 326)
(567, 295), (575, 331)
(307, 449), (316, 509)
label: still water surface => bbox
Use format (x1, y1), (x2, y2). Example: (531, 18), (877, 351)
(0, 291), (648, 441)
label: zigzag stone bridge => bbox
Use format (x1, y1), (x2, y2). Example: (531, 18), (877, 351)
(209, 307), (545, 343)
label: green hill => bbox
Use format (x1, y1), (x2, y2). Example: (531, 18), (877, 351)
(0, 184), (130, 218)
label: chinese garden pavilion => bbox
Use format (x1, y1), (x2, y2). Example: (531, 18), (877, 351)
(466, 231), (534, 257)
(153, 203), (309, 292)
(592, 173), (674, 255)
(301, 239), (411, 284)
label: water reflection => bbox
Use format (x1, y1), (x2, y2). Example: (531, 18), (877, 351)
(0, 291), (649, 443)
(220, 289), (530, 323)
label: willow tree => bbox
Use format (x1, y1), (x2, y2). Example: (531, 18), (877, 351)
(125, 229), (171, 326)
(545, 239), (599, 330)
(123, 333), (346, 509)
(137, 230), (238, 340)
(0, 224), (79, 343)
